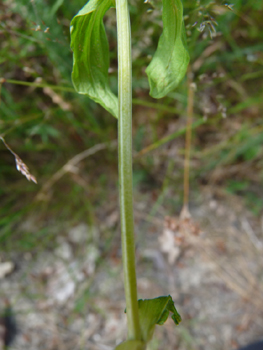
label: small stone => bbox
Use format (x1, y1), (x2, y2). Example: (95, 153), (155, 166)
(68, 223), (88, 244)
(55, 242), (72, 260)
(0, 262), (15, 279)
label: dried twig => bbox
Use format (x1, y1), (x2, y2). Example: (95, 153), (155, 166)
(241, 218), (263, 251)
(181, 69), (195, 219)
(36, 140), (117, 200)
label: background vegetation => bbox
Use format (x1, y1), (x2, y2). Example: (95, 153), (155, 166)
(0, 0), (263, 348)
(1, 0), (263, 249)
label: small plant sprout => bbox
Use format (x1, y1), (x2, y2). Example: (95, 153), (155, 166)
(70, 0), (189, 348)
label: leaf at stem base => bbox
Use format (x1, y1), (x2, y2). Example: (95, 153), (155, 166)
(115, 295), (181, 349)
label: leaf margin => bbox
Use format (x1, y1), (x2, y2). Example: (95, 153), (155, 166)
(70, 0), (118, 118)
(145, 0), (190, 98)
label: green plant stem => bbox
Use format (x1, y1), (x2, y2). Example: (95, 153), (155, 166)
(116, 0), (141, 341)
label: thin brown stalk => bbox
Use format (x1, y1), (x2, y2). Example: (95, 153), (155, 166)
(181, 70), (195, 218)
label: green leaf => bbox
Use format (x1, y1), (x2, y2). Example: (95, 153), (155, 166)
(121, 295), (181, 348)
(137, 295), (181, 342)
(145, 0), (189, 98)
(115, 340), (146, 350)
(70, 0), (118, 118)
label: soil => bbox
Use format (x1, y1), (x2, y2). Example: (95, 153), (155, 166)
(1, 188), (263, 350)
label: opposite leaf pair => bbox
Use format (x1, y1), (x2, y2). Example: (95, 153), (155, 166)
(70, 0), (189, 118)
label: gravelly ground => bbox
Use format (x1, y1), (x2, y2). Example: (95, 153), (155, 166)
(1, 190), (263, 350)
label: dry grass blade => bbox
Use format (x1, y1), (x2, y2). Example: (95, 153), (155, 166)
(241, 218), (263, 250)
(0, 78), (4, 106)
(0, 137), (37, 184)
(135, 209), (263, 310)
(35, 140), (117, 200)
(174, 218), (263, 309)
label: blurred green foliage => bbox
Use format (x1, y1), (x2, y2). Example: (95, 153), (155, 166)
(0, 0), (263, 252)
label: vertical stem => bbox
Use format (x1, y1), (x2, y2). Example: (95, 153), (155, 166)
(182, 70), (194, 217)
(116, 0), (141, 341)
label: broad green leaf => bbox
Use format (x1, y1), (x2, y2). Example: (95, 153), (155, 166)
(138, 295), (181, 342)
(115, 340), (146, 350)
(122, 295), (181, 346)
(70, 0), (118, 118)
(145, 0), (189, 98)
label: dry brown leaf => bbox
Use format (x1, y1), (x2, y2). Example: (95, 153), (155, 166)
(159, 215), (201, 264)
